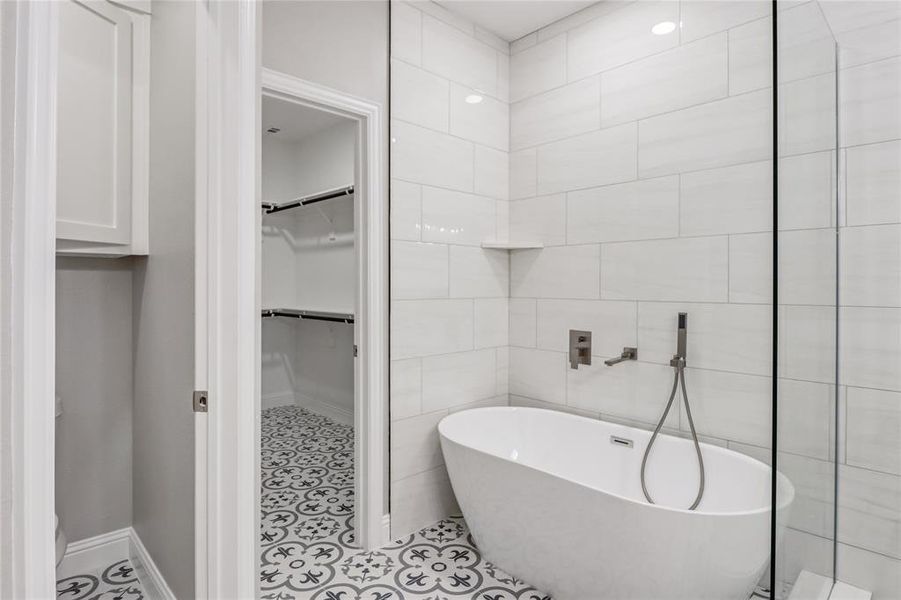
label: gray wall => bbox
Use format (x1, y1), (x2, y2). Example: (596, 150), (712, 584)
(132, 1), (195, 598)
(55, 258), (134, 542)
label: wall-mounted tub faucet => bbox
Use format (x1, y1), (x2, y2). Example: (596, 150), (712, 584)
(569, 330), (592, 369)
(604, 347), (638, 366)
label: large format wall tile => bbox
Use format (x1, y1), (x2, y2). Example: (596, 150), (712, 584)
(840, 56), (901, 148)
(638, 302), (772, 376)
(680, 0), (769, 43)
(392, 1), (421, 65)
(449, 83), (509, 151)
(601, 34), (728, 127)
(392, 120), (474, 191)
(421, 349), (497, 413)
(778, 305), (836, 384)
(680, 161), (771, 236)
(840, 306), (901, 391)
(509, 194), (566, 246)
(778, 73), (836, 157)
(449, 246), (509, 298)
(638, 89), (770, 177)
(391, 179), (422, 241)
(421, 186), (495, 246)
(391, 241), (449, 299)
(778, 151), (834, 230)
(474, 298), (508, 348)
(391, 299), (474, 359)
(474, 145), (509, 201)
(846, 386), (901, 476)
(537, 123), (637, 194)
(509, 347), (566, 404)
(567, 359), (678, 425)
(567, 1), (679, 80)
(509, 298), (537, 348)
(391, 358), (422, 420)
(511, 77), (600, 150)
(510, 34), (566, 102)
(840, 224), (901, 307)
(845, 139), (901, 226)
(511, 245), (601, 299)
(601, 237), (729, 302)
(391, 410), (447, 480)
(535, 299), (637, 357)
(391, 60), (449, 131)
(729, 17), (770, 95)
(509, 148), (537, 199)
(567, 176), (679, 244)
(838, 464), (901, 559)
(422, 15), (497, 97)
(730, 229), (836, 306)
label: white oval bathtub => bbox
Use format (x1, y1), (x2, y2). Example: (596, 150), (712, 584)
(438, 407), (794, 600)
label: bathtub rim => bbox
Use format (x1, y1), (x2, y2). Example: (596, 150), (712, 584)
(438, 406), (795, 518)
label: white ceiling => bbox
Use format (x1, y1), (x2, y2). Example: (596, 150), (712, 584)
(262, 95), (349, 143)
(435, 0), (596, 41)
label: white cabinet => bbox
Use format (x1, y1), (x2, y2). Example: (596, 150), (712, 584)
(56, 0), (150, 256)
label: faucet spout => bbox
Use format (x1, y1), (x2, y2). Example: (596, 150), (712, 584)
(605, 347), (638, 366)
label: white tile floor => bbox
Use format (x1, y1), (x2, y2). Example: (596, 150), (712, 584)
(56, 558), (145, 600)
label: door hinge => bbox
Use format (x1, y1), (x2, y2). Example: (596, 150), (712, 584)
(353, 344), (358, 357)
(193, 390), (208, 413)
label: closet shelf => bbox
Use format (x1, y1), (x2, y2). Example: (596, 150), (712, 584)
(262, 184), (354, 215)
(481, 240), (544, 250)
(262, 308), (355, 324)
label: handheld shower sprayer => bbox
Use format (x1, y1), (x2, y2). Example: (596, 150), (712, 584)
(640, 312), (706, 510)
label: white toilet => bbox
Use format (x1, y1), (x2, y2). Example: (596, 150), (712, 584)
(55, 395), (67, 565)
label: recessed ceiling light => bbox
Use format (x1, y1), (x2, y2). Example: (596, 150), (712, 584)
(465, 94), (483, 104)
(651, 21), (676, 35)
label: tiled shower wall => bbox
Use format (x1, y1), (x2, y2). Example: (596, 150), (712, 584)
(505, 0), (900, 597)
(390, 1), (900, 594)
(389, 1), (511, 538)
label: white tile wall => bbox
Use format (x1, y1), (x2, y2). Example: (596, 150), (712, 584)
(845, 140), (901, 226)
(421, 186), (496, 246)
(537, 123), (638, 193)
(566, 1), (679, 79)
(568, 176), (679, 243)
(600, 33), (728, 127)
(511, 77), (600, 150)
(509, 34), (566, 102)
(390, 2), (511, 539)
(601, 237), (729, 302)
(392, 1), (900, 589)
(638, 89), (770, 177)
(510, 245), (601, 299)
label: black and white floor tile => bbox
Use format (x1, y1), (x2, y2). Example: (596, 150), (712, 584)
(260, 405), (552, 600)
(56, 558), (145, 600)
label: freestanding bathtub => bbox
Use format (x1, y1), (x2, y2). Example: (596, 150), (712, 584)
(438, 407), (794, 600)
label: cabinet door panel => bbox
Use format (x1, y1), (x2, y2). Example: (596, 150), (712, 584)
(57, 0), (132, 244)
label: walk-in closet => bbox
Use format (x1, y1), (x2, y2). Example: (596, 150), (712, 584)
(259, 93), (361, 591)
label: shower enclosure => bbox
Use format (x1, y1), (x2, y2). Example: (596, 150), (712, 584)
(388, 0), (900, 597)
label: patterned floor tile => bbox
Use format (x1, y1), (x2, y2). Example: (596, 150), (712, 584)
(260, 405), (551, 600)
(56, 558), (145, 600)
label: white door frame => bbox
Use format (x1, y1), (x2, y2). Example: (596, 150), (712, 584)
(195, 4), (388, 596)
(260, 67), (388, 552)
(0, 1), (58, 596)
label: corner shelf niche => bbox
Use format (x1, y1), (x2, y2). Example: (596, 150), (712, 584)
(480, 240), (544, 250)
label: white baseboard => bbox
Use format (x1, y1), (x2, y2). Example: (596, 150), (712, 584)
(58, 528), (131, 580)
(58, 527), (174, 600)
(296, 392), (353, 426)
(129, 528), (176, 600)
(262, 390), (295, 409)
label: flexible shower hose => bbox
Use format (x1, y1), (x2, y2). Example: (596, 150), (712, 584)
(639, 363), (706, 510)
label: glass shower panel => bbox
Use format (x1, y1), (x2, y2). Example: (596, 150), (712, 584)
(830, 2), (901, 598)
(774, 2), (839, 597)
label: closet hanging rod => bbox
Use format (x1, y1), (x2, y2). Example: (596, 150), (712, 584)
(261, 308), (354, 324)
(261, 184), (354, 215)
